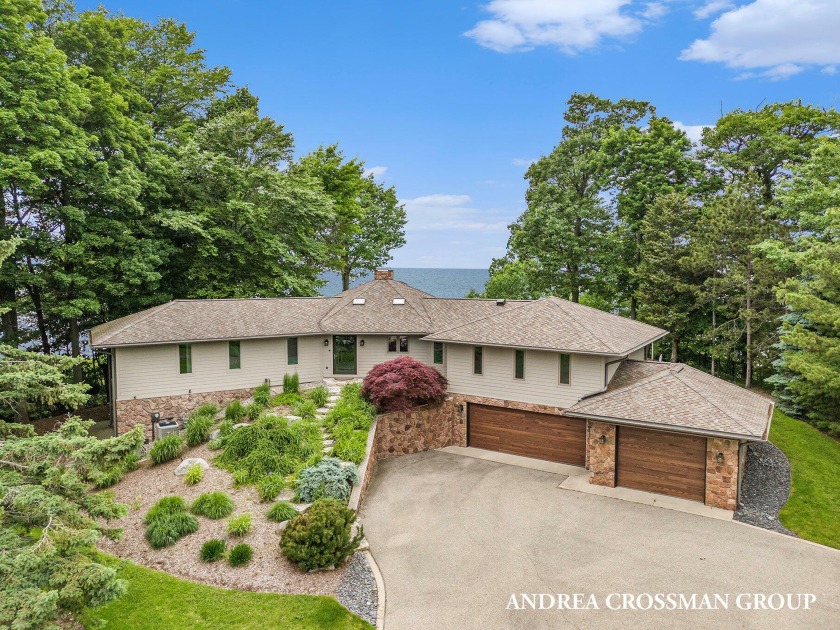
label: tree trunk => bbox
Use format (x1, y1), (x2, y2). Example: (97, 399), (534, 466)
(670, 336), (678, 363)
(28, 282), (51, 354)
(70, 318), (83, 383)
(341, 270), (350, 292)
(710, 305), (716, 377)
(630, 296), (637, 320)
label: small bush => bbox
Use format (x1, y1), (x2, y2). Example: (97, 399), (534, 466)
(200, 538), (226, 562)
(294, 458), (358, 503)
(362, 356), (448, 412)
(271, 392), (304, 407)
(231, 468), (251, 486)
(144, 495), (188, 524)
(280, 499), (363, 571)
(244, 403), (262, 422)
(283, 372), (300, 394)
(228, 543), (253, 567)
(294, 399), (317, 420)
(225, 399), (246, 422)
(184, 463), (203, 485)
(267, 501), (299, 523)
(227, 513), (253, 537)
(208, 438), (224, 450)
(331, 432), (367, 464)
(185, 413), (213, 447)
(149, 434), (184, 465)
(253, 383), (272, 409)
(306, 386), (329, 408)
(190, 491), (234, 519)
(257, 473), (286, 502)
(195, 403), (219, 417)
(219, 418), (234, 436)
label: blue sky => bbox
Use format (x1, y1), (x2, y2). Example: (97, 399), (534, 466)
(77, 0), (840, 268)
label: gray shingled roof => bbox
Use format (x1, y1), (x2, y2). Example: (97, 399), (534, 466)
(423, 297), (667, 356)
(566, 361), (774, 439)
(90, 280), (667, 353)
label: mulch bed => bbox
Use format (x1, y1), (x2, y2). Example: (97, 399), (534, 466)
(733, 441), (798, 537)
(98, 443), (348, 597)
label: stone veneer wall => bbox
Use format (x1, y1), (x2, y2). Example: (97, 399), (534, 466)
(586, 420), (617, 487)
(448, 393), (566, 417)
(354, 397), (466, 509)
(705, 437), (741, 510)
(115, 387), (255, 440)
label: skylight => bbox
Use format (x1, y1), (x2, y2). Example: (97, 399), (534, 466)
(393, 298), (406, 305)
(352, 298), (365, 305)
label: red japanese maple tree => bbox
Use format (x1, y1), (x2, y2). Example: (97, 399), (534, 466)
(361, 356), (448, 412)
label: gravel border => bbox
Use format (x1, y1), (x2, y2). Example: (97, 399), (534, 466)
(336, 552), (378, 626)
(734, 441), (798, 537)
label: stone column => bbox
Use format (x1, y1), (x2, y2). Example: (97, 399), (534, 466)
(587, 420), (616, 487)
(705, 437), (740, 510)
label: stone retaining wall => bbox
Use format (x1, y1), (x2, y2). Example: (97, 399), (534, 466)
(115, 387), (254, 440)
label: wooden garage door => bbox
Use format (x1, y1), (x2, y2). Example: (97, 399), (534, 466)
(616, 426), (706, 502)
(468, 404), (586, 466)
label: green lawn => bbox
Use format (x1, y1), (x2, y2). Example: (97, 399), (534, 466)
(769, 410), (840, 549)
(81, 555), (372, 630)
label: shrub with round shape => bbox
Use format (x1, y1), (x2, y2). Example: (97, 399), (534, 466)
(190, 491), (234, 520)
(294, 458), (357, 503)
(144, 496), (187, 524)
(266, 501), (298, 523)
(227, 513), (253, 537)
(228, 543), (253, 567)
(144, 496), (199, 549)
(200, 539), (226, 562)
(280, 499), (363, 571)
(149, 434), (184, 465)
(362, 356), (448, 412)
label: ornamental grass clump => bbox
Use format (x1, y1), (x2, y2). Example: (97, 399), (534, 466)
(283, 372), (300, 394)
(280, 499), (363, 571)
(252, 383), (272, 409)
(362, 356), (448, 412)
(184, 463), (203, 485)
(185, 412), (213, 447)
(200, 539), (226, 562)
(306, 385), (329, 408)
(294, 399), (317, 420)
(149, 434), (184, 465)
(266, 501), (299, 523)
(145, 496), (199, 549)
(227, 513), (253, 537)
(194, 403), (219, 417)
(257, 473), (286, 502)
(225, 399), (246, 422)
(294, 458), (357, 503)
(190, 491), (234, 519)
(228, 543), (253, 567)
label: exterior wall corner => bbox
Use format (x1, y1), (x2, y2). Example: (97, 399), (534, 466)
(587, 420), (617, 487)
(705, 437), (740, 510)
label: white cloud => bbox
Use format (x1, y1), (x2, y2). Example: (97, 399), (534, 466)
(681, 0), (840, 79)
(401, 194), (510, 232)
(512, 157), (535, 166)
(403, 194), (473, 207)
(465, 0), (655, 54)
(692, 1), (733, 19)
(673, 121), (709, 144)
(364, 165), (388, 179)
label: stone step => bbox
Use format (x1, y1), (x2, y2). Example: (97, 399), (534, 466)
(316, 407), (330, 414)
(322, 446), (333, 454)
(322, 439), (335, 447)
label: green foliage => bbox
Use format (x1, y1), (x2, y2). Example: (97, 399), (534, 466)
(244, 403), (262, 422)
(280, 499), (363, 571)
(294, 399), (318, 420)
(149, 434), (185, 465)
(145, 497), (199, 549)
(225, 400), (246, 422)
(0, 415), (143, 627)
(252, 383), (272, 409)
(294, 458), (358, 503)
(227, 513), (253, 537)
(190, 492), (234, 520)
(331, 432), (368, 465)
(306, 385), (329, 408)
(283, 372), (300, 394)
(257, 473), (286, 502)
(185, 412), (214, 447)
(228, 543), (254, 567)
(184, 464), (203, 486)
(267, 501), (299, 523)
(195, 403), (219, 417)
(272, 392), (304, 406)
(200, 539), (227, 562)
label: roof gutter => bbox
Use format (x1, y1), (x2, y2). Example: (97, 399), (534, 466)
(562, 410), (765, 442)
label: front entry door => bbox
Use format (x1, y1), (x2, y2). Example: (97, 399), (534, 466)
(333, 335), (357, 375)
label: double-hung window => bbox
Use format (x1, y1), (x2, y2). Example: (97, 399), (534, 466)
(288, 337), (299, 365)
(229, 341), (241, 369)
(179, 344), (192, 374)
(514, 349), (525, 380)
(559, 353), (571, 385)
(473, 346), (483, 375)
(433, 342), (444, 364)
(388, 335), (409, 353)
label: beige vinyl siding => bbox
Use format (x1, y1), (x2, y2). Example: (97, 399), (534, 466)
(321, 334), (436, 378)
(629, 347), (646, 361)
(116, 336), (322, 400)
(445, 344), (605, 408)
(606, 360), (621, 384)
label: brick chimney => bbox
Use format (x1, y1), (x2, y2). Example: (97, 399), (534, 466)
(374, 268), (394, 280)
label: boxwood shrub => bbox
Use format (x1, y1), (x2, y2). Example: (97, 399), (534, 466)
(280, 499), (363, 571)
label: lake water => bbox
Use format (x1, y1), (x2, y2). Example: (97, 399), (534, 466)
(319, 268), (489, 298)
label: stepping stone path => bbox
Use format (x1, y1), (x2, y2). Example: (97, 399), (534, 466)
(317, 378), (360, 455)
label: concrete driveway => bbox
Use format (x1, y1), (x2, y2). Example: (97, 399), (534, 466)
(361, 450), (840, 630)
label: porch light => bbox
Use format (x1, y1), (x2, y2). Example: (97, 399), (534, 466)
(323, 339), (329, 346)
(598, 434), (607, 445)
(716, 452), (724, 464)
(359, 339), (365, 347)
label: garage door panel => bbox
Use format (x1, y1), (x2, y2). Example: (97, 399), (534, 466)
(468, 404), (586, 466)
(616, 426), (706, 502)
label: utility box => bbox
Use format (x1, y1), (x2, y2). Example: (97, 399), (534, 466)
(154, 419), (179, 440)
